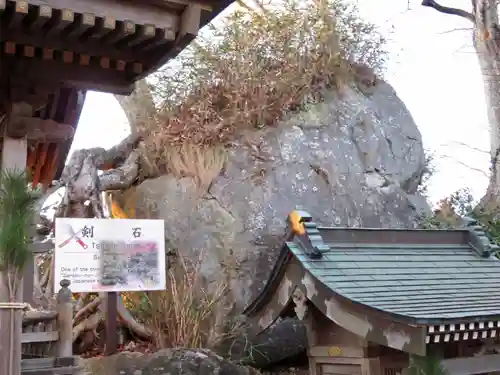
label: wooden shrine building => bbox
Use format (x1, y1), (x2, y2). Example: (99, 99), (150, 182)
(0, 0), (232, 188)
(244, 211), (500, 375)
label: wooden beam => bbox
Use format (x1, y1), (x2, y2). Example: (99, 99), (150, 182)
(46, 8), (75, 37)
(28, 4), (52, 31)
(23, 310), (58, 323)
(21, 331), (59, 344)
(126, 24), (156, 48)
(66, 12), (96, 41)
(26, 0), (179, 29)
(179, 3), (201, 39)
(9, 1), (29, 29)
(131, 0), (212, 12)
(142, 26), (176, 51)
(2, 30), (140, 62)
(7, 117), (75, 141)
(138, 4), (201, 79)
(103, 19), (136, 45)
(11, 58), (134, 95)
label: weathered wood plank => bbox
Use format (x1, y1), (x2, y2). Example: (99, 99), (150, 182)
(22, 331), (59, 344)
(21, 356), (82, 375)
(22, 367), (83, 375)
(149, 0), (212, 12)
(23, 310), (58, 323)
(21, 356), (78, 369)
(27, 0), (179, 29)
(30, 240), (54, 253)
(7, 117), (75, 141)
(56, 280), (73, 357)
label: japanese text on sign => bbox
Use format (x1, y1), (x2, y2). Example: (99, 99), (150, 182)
(54, 218), (166, 293)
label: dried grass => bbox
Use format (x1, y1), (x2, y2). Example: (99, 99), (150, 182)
(163, 143), (227, 189)
(145, 0), (387, 171)
(130, 253), (233, 349)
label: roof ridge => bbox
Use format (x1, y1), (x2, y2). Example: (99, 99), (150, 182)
(465, 217), (500, 258)
(287, 210), (329, 259)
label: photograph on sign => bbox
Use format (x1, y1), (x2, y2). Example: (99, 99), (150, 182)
(54, 218), (166, 293)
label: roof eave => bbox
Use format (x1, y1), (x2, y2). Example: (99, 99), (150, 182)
(242, 240), (294, 316)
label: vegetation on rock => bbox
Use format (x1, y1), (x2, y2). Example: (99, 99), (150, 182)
(141, 0), (387, 174)
(114, 0), (388, 359)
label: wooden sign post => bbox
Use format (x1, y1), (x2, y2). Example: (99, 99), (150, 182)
(103, 192), (118, 356)
(104, 291), (118, 356)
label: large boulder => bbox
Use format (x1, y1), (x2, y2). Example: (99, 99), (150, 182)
(126, 81), (429, 310)
(83, 349), (260, 375)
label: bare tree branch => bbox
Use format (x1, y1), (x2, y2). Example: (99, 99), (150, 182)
(422, 0), (476, 23)
(440, 140), (490, 154)
(439, 154), (490, 177)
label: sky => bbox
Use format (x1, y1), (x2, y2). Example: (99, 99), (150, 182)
(70, 0), (491, 206)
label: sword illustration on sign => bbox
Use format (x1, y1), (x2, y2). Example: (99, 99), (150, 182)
(58, 224), (88, 249)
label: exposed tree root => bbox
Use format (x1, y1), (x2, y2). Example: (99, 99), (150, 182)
(73, 296), (101, 325)
(29, 132), (153, 351)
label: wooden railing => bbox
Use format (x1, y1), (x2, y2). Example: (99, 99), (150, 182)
(20, 279), (79, 374)
(22, 279), (73, 359)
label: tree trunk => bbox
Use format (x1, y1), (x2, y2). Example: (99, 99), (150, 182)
(422, 0), (500, 210)
(474, 7), (500, 210)
(114, 80), (157, 135)
(50, 132), (153, 351)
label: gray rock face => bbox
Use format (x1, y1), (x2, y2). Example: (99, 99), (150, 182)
(131, 82), (429, 310)
(83, 349), (260, 375)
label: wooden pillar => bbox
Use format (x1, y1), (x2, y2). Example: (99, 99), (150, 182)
(305, 308), (319, 375)
(56, 279), (73, 357)
(0, 132), (29, 375)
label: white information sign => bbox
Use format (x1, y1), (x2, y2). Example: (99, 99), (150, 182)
(54, 218), (166, 293)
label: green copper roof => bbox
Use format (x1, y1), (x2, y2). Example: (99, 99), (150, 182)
(287, 224), (500, 322)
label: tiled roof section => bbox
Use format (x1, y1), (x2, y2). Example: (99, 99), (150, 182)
(288, 217), (500, 322)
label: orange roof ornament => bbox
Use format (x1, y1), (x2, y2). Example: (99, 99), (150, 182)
(288, 210), (306, 235)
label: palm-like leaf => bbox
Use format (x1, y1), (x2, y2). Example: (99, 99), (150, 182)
(407, 355), (449, 375)
(0, 170), (39, 275)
